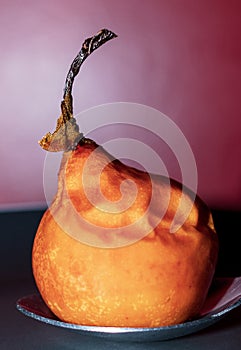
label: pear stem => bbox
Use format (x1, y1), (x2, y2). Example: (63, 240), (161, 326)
(64, 29), (117, 103)
(39, 29), (117, 152)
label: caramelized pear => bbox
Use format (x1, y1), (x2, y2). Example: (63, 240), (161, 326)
(32, 29), (218, 328)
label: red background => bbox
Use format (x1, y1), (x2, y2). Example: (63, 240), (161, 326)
(0, 0), (240, 210)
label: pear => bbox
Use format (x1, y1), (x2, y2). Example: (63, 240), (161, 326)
(32, 29), (218, 328)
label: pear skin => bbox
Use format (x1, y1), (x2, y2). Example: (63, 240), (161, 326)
(32, 29), (218, 327)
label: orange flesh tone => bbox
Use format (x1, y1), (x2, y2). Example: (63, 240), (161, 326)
(32, 142), (218, 327)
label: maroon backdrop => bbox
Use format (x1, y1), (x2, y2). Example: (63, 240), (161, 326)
(0, 0), (240, 210)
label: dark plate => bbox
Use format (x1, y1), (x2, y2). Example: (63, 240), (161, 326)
(16, 277), (241, 342)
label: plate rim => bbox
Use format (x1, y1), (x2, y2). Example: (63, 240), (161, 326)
(16, 284), (241, 336)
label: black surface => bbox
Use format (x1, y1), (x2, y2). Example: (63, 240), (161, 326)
(0, 208), (241, 349)
(212, 209), (241, 277)
(0, 209), (43, 282)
